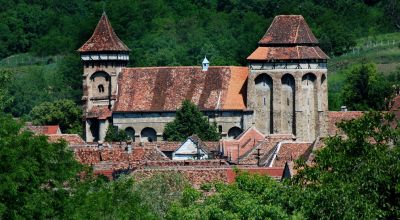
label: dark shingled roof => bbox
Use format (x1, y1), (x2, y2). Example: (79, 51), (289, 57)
(248, 15), (328, 61)
(258, 15), (318, 46)
(78, 12), (130, 52)
(114, 66), (248, 112)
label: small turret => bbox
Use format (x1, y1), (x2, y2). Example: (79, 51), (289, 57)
(202, 56), (209, 71)
(78, 12), (130, 66)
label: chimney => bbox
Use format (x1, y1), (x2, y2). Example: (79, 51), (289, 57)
(341, 106), (348, 112)
(98, 141), (103, 149)
(126, 141), (132, 153)
(202, 56), (209, 71)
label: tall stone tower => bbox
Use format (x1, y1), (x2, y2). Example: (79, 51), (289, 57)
(78, 12), (130, 142)
(247, 15), (329, 141)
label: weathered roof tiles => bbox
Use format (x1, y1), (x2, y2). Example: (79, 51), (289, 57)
(78, 12), (130, 52)
(114, 66), (248, 112)
(258, 15), (318, 46)
(248, 15), (328, 61)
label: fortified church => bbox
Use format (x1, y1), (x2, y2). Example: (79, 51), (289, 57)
(79, 13), (329, 143)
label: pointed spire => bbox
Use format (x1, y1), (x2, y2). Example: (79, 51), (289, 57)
(202, 56), (209, 71)
(78, 12), (130, 52)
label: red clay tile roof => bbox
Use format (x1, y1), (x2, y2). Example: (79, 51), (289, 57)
(87, 105), (112, 119)
(272, 142), (313, 167)
(47, 134), (85, 146)
(248, 15), (328, 61)
(247, 46), (328, 60)
(114, 66), (248, 112)
(26, 125), (61, 135)
(328, 111), (364, 135)
(222, 127), (265, 163)
(78, 12), (130, 52)
(389, 95), (400, 125)
(258, 15), (318, 45)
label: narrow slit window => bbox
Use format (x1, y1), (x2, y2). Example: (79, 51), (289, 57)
(98, 84), (104, 93)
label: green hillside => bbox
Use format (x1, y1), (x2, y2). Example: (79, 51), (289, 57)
(329, 32), (400, 74)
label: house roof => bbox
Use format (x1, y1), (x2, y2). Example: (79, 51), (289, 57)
(247, 46), (328, 60)
(87, 105), (112, 119)
(270, 142), (313, 167)
(114, 66), (248, 112)
(328, 111), (364, 135)
(258, 15), (318, 46)
(78, 12), (130, 52)
(222, 127), (265, 163)
(26, 125), (61, 135)
(47, 134), (85, 146)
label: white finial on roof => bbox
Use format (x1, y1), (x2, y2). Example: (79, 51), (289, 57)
(202, 56), (209, 71)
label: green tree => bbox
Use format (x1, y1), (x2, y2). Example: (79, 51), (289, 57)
(342, 62), (395, 110)
(293, 112), (400, 219)
(104, 124), (129, 142)
(29, 99), (82, 134)
(0, 114), (82, 219)
(163, 100), (220, 141)
(0, 69), (13, 111)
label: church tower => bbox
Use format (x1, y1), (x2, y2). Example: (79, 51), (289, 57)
(247, 15), (329, 141)
(78, 12), (130, 142)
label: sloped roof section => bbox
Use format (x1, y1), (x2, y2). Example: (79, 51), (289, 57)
(248, 15), (328, 61)
(26, 125), (61, 135)
(78, 12), (130, 52)
(114, 66), (248, 112)
(87, 105), (112, 119)
(247, 46), (328, 60)
(258, 15), (318, 45)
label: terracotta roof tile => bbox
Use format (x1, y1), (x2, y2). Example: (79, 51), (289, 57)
(328, 111), (364, 135)
(26, 125), (61, 135)
(247, 46), (328, 60)
(47, 134), (85, 146)
(272, 142), (313, 167)
(222, 127), (265, 163)
(258, 15), (318, 45)
(78, 12), (130, 52)
(389, 95), (400, 126)
(87, 105), (112, 119)
(114, 66), (248, 112)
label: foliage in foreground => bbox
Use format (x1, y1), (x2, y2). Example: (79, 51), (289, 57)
(167, 112), (400, 219)
(104, 124), (129, 142)
(0, 114), (82, 219)
(163, 100), (220, 141)
(29, 99), (82, 134)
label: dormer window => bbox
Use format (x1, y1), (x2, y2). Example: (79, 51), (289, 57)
(98, 84), (104, 93)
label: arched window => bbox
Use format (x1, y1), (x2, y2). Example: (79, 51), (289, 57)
(98, 84), (104, 93)
(227, 127), (243, 139)
(141, 127), (157, 142)
(125, 127), (135, 142)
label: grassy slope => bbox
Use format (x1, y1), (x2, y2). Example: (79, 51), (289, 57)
(2, 33), (399, 113)
(328, 32), (400, 110)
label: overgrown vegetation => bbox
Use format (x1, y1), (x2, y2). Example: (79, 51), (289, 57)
(0, 0), (398, 61)
(166, 112), (400, 219)
(29, 99), (82, 134)
(0, 111), (399, 219)
(163, 100), (220, 141)
(329, 62), (399, 110)
(104, 124), (129, 142)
